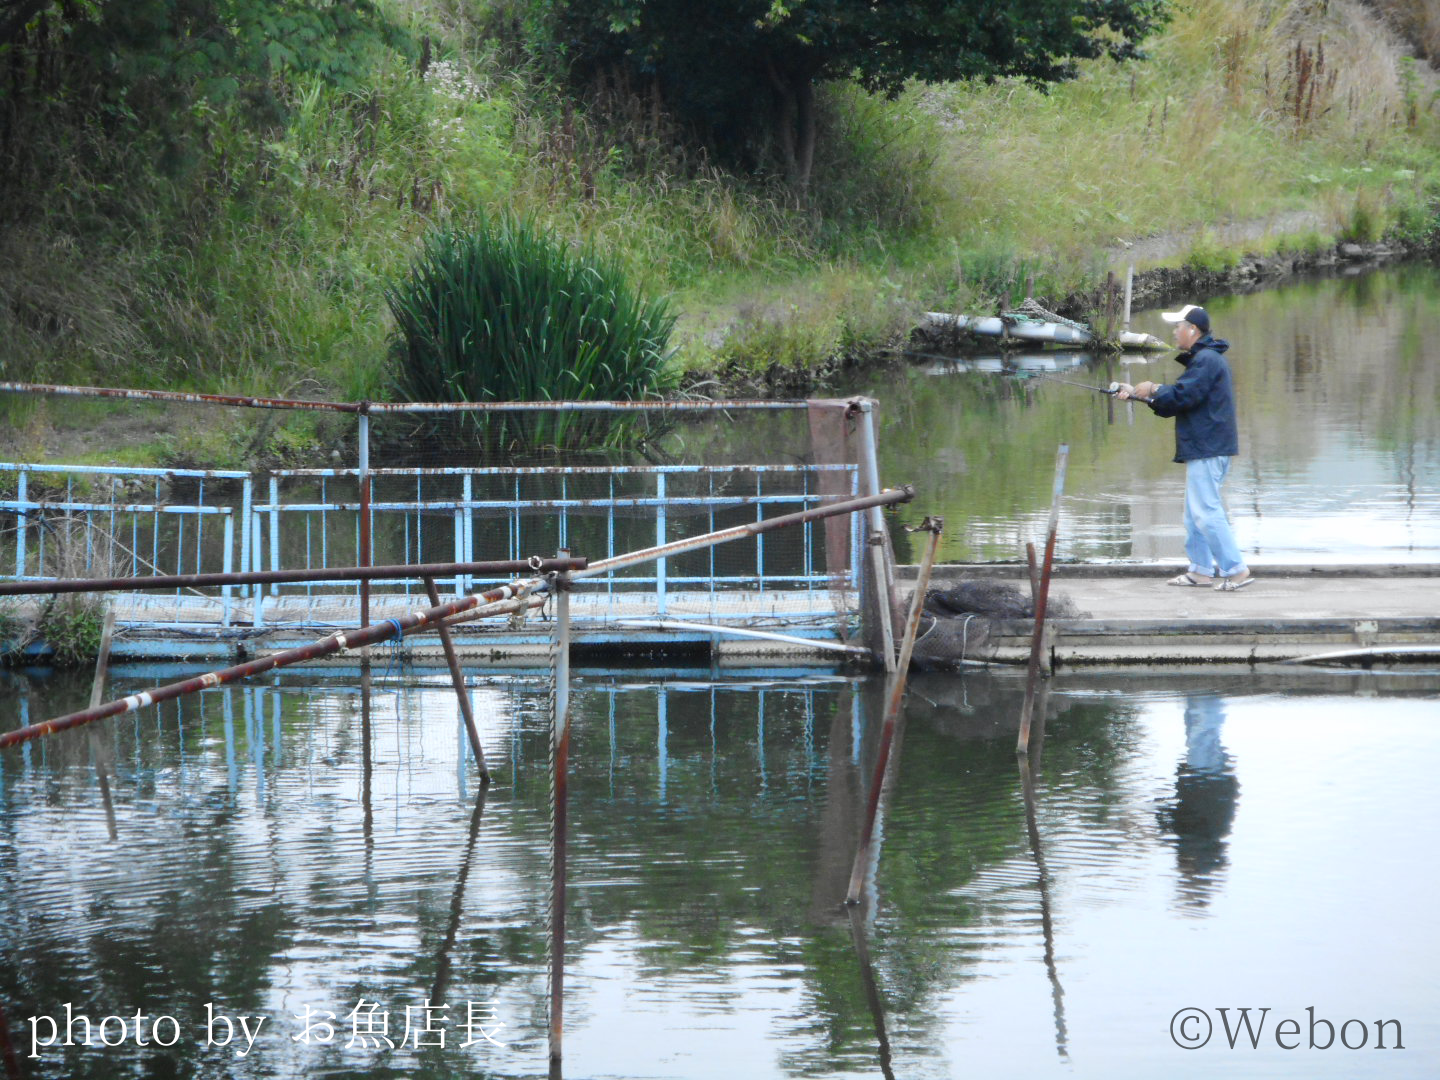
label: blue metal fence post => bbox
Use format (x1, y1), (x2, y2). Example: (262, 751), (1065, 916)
(462, 472), (474, 593)
(221, 512), (234, 627)
(655, 472), (667, 615)
(239, 474), (252, 591)
(14, 469), (25, 578)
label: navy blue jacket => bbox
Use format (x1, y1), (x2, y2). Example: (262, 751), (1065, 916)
(1148, 336), (1239, 462)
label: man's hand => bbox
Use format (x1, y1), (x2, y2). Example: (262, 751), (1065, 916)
(1116, 380), (1158, 401)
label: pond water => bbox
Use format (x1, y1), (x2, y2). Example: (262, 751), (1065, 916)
(4, 266), (1440, 1080)
(848, 263), (1440, 565)
(3, 663), (1439, 1079)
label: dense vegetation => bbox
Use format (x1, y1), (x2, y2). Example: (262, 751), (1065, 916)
(387, 214), (676, 448)
(0, 0), (1437, 463)
(555, 0), (1165, 188)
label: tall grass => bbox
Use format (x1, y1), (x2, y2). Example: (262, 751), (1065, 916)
(386, 215), (677, 449)
(0, 0), (1436, 454)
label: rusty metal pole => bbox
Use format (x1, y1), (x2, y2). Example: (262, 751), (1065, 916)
(358, 404), (372, 631)
(88, 609), (119, 840)
(423, 576), (490, 784)
(1017, 444), (1068, 755)
(0, 557), (588, 597)
(0, 580), (552, 748)
(845, 517), (942, 905)
(548, 560), (572, 1079)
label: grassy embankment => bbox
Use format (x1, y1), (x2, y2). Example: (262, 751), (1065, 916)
(1, 0), (1438, 466)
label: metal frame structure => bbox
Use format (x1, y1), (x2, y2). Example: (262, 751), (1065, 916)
(1, 383), (900, 659)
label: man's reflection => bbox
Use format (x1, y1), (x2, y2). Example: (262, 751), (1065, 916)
(1156, 694), (1240, 909)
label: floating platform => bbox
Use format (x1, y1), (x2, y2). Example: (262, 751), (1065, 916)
(907, 563), (1440, 668)
(4, 588), (858, 665)
(7, 567), (1437, 670)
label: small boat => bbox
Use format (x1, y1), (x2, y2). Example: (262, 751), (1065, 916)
(921, 311), (1166, 350)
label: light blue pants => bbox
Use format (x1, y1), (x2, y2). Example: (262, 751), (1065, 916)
(1184, 456), (1246, 577)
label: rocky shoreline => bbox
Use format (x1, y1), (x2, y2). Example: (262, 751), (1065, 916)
(1082, 235), (1436, 314)
(684, 236), (1437, 398)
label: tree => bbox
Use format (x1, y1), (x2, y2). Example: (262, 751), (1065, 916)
(1, 0), (408, 214)
(556, 0), (1166, 188)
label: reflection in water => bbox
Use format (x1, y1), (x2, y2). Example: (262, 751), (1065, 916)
(1156, 694), (1240, 910)
(2, 666), (1438, 1078)
(0, 1002), (22, 1080)
(1018, 691), (1069, 1062)
(432, 791), (488, 1008)
(864, 265), (1440, 563)
(86, 724), (118, 842)
(845, 903), (895, 1080)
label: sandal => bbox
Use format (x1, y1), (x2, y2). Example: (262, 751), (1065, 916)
(1167, 572), (1214, 587)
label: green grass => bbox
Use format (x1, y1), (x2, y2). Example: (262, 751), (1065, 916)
(0, 0), (1437, 461)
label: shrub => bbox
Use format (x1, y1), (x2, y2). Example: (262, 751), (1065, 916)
(386, 215), (678, 449)
(38, 596), (106, 668)
(27, 514), (114, 667)
(1185, 230), (1238, 273)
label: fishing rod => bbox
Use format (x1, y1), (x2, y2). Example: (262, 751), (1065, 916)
(1017, 371), (1124, 396)
(885, 346), (1147, 400)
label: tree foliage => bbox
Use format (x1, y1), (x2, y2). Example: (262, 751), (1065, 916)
(0, 0), (408, 212)
(556, 0), (1167, 187)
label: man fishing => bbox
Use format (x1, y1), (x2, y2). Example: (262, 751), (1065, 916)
(1115, 304), (1254, 591)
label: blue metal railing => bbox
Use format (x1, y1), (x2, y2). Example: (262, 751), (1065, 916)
(259, 464), (862, 622)
(2, 462), (863, 632)
(0, 464), (251, 626)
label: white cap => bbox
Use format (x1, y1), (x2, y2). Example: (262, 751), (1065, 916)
(1160, 304), (1210, 333)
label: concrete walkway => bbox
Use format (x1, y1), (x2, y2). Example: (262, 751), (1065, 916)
(913, 564), (1440, 666)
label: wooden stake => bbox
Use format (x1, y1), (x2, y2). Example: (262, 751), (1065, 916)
(845, 518), (942, 905)
(1018, 446), (1068, 754)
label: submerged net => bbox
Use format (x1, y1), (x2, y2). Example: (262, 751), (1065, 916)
(910, 579), (1085, 670)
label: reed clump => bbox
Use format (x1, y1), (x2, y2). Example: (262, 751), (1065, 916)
(386, 214), (677, 449)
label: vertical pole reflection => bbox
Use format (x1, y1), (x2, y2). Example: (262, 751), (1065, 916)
(18, 695), (32, 774)
(87, 725), (118, 842)
(87, 611), (118, 840)
(271, 679), (282, 763)
(549, 569), (572, 1080)
(1017, 690), (1069, 1061)
(0, 1001), (24, 1080)
(431, 789), (488, 1008)
(845, 904), (896, 1080)
(657, 686), (668, 806)
(845, 521), (941, 906)
(223, 691), (237, 799)
(360, 658), (374, 902)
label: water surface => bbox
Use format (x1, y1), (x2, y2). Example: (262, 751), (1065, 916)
(3, 664), (1437, 1079)
(850, 264), (1440, 564)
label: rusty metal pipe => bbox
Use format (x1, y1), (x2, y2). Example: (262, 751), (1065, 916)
(0, 380), (361, 412)
(0, 579), (549, 749)
(0, 557), (587, 597)
(1018, 445), (1068, 754)
(576, 485), (914, 581)
(0, 380), (810, 412)
(423, 576), (490, 783)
